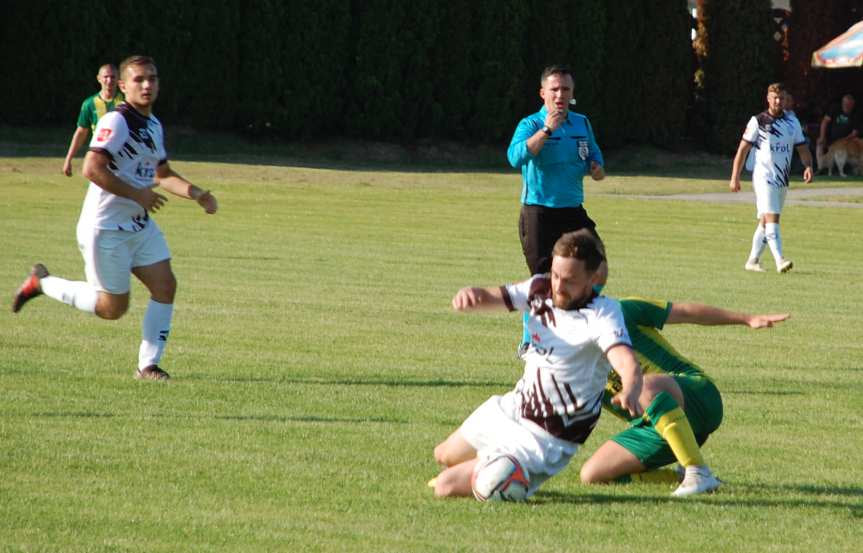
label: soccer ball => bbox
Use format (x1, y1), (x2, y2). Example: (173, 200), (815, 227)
(471, 454), (530, 502)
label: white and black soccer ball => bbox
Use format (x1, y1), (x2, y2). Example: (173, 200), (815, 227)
(471, 454), (530, 502)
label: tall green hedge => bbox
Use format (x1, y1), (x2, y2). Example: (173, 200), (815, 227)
(0, 1), (698, 150)
(699, 0), (779, 153)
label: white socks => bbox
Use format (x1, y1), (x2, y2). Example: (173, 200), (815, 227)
(764, 222), (784, 265)
(748, 224), (767, 263)
(40, 276), (98, 313)
(139, 299), (174, 370)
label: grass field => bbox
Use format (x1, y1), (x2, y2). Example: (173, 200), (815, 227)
(1, 151), (861, 552)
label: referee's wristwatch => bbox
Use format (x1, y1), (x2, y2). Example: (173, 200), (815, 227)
(541, 126), (552, 136)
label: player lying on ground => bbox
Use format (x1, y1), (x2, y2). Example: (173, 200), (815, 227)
(579, 298), (789, 496)
(430, 230), (642, 501)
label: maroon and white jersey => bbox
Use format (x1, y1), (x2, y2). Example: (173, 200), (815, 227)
(501, 275), (631, 442)
(80, 103), (167, 232)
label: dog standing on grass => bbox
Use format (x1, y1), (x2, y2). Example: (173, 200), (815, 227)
(816, 136), (863, 177)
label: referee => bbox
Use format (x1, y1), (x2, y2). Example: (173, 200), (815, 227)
(506, 65), (607, 352)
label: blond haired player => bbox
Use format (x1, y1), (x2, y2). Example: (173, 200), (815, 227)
(12, 55), (218, 380)
(730, 82), (813, 273)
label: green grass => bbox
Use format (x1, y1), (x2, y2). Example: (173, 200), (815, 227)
(1, 154), (861, 552)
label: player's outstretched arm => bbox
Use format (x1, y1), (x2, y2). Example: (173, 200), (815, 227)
(156, 163), (218, 214)
(83, 150), (167, 212)
(606, 344), (643, 418)
(451, 287), (507, 312)
(667, 302), (790, 329)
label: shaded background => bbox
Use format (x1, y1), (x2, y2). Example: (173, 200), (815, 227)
(2, 0), (862, 154)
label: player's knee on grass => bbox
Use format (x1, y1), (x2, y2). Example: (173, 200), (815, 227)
(579, 457), (608, 485)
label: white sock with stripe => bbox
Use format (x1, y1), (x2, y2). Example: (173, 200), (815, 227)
(748, 224), (766, 263)
(138, 299), (174, 370)
(764, 222), (784, 265)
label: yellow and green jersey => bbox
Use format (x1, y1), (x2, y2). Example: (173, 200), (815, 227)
(604, 297), (711, 420)
(76, 91), (125, 132)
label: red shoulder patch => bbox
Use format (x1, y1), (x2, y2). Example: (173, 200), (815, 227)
(96, 128), (112, 142)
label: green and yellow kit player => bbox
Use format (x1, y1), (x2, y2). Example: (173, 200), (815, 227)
(62, 64), (125, 177)
(579, 298), (789, 496)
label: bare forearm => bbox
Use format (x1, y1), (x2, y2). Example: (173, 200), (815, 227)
(526, 129), (549, 156)
(667, 302), (749, 326)
(730, 142), (751, 180)
(157, 171), (205, 200)
(451, 286), (507, 311)
(65, 128), (90, 160)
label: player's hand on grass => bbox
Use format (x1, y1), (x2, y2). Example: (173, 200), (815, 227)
(134, 187), (168, 212)
(747, 313), (790, 329)
(196, 190), (218, 214)
(612, 388), (642, 418)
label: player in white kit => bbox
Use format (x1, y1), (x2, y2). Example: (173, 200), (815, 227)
(730, 82), (813, 273)
(12, 55), (218, 381)
(430, 230), (643, 499)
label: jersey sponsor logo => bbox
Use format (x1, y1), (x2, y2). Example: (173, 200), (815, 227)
(135, 162), (155, 179)
(96, 128), (112, 142)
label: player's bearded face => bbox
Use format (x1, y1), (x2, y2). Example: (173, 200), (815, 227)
(767, 91), (783, 116)
(550, 256), (594, 310)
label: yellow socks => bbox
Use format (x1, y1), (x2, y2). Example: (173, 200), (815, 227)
(647, 391), (704, 467)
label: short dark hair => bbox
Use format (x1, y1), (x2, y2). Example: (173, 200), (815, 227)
(541, 65), (573, 85)
(552, 230), (605, 272)
(119, 55), (157, 79)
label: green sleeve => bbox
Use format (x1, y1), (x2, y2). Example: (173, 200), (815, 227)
(76, 97), (94, 129)
(619, 297), (671, 330)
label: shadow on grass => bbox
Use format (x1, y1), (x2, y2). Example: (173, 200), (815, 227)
(29, 411), (115, 418)
(534, 487), (863, 513)
(215, 414), (407, 424)
(0, 126), (734, 179)
(189, 375), (511, 388)
(722, 389), (805, 396)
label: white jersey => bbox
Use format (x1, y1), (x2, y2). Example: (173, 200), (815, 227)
(79, 103), (167, 232)
(501, 275), (631, 442)
(742, 110), (805, 188)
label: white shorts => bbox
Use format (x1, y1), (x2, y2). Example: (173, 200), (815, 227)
(459, 391), (580, 496)
(76, 221), (171, 294)
(753, 181), (787, 218)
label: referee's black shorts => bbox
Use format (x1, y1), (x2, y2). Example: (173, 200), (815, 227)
(518, 204), (600, 275)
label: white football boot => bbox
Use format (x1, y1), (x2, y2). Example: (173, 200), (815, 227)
(672, 465), (721, 497)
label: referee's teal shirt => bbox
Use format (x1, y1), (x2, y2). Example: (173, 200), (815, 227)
(507, 106), (604, 208)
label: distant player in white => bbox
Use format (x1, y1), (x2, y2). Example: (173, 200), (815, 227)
(730, 82), (813, 274)
(12, 55), (218, 381)
(430, 230), (643, 499)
